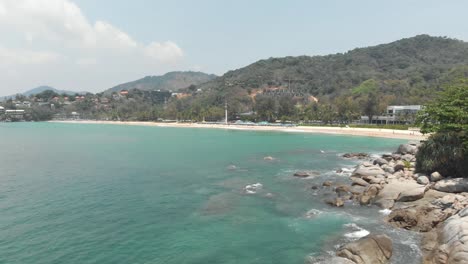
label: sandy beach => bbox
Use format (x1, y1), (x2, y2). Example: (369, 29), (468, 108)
(49, 120), (427, 140)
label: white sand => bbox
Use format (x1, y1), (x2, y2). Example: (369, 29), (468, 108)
(49, 120), (427, 140)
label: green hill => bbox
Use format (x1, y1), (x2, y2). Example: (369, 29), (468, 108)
(199, 35), (468, 104)
(105, 71), (217, 93)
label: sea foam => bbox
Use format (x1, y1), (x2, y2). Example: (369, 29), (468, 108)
(344, 223), (370, 239)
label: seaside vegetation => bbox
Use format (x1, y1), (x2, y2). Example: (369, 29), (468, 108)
(416, 76), (468, 177)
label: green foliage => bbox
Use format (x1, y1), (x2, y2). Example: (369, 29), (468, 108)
(352, 79), (378, 95)
(416, 132), (467, 177)
(403, 160), (411, 169)
(416, 78), (468, 177)
(417, 80), (468, 136)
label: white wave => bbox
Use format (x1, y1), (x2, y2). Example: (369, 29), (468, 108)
(379, 209), (392, 215)
(304, 209), (322, 219)
(243, 182), (263, 194)
(344, 223), (370, 239)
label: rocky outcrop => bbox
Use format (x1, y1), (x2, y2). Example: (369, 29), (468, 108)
(326, 197), (344, 207)
(293, 171), (311, 178)
(397, 186), (427, 202)
(397, 143), (418, 155)
(433, 178), (468, 193)
(328, 142), (468, 264)
(352, 166), (385, 178)
(424, 208), (468, 264)
(336, 234), (393, 264)
(342, 153), (369, 159)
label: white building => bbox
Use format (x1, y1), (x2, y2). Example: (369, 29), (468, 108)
(360, 105), (422, 124)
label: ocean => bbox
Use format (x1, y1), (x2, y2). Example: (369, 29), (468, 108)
(0, 123), (421, 264)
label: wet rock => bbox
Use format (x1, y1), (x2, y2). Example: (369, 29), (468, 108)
(430, 171), (444, 182)
(351, 177), (369, 187)
(326, 197), (344, 207)
(365, 184), (381, 197)
(396, 186), (427, 202)
(417, 176), (430, 185)
(342, 153), (369, 159)
(433, 178), (468, 193)
(293, 171), (310, 178)
(336, 185), (350, 194)
(322, 181), (333, 187)
(360, 194), (372, 205)
(336, 234), (393, 264)
(311, 185), (319, 190)
(397, 144), (417, 155)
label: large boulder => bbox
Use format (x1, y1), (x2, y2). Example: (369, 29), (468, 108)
(336, 234), (393, 264)
(374, 158), (389, 166)
(352, 166), (385, 178)
(386, 206), (448, 232)
(351, 177), (370, 187)
(397, 186), (427, 202)
(397, 144), (417, 155)
(433, 178), (468, 193)
(326, 197), (344, 207)
(417, 176), (430, 185)
(401, 154), (415, 162)
(426, 208), (468, 264)
(430, 171), (444, 182)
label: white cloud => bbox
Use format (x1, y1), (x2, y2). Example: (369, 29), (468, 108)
(0, 0), (185, 94)
(144, 41), (184, 63)
(0, 46), (61, 65)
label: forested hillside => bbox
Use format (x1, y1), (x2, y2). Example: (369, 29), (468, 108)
(199, 35), (468, 104)
(106, 71), (217, 93)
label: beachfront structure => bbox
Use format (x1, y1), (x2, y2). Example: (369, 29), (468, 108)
(0, 106), (4, 114)
(360, 105), (422, 124)
(5, 109), (25, 120)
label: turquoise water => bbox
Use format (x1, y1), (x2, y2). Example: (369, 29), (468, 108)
(0, 123), (421, 264)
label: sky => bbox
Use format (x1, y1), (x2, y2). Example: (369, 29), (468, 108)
(0, 0), (467, 95)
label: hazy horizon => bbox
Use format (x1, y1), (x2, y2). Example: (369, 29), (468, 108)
(1, 0), (468, 94)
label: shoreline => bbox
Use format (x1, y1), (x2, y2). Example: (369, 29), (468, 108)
(48, 120), (427, 140)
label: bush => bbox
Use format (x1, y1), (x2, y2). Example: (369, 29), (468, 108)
(416, 132), (467, 177)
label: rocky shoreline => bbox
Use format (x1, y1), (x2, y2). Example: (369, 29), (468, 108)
(324, 143), (468, 264)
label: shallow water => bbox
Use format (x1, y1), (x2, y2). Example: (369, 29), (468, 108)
(0, 123), (421, 263)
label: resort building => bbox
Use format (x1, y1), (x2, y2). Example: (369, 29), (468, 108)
(360, 105), (422, 124)
(5, 109), (25, 120)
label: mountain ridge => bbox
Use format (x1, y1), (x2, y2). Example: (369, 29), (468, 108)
(105, 71), (217, 93)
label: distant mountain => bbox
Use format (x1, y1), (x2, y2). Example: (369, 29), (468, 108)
(105, 71), (217, 93)
(198, 35), (468, 104)
(22, 86), (87, 96)
(1, 86), (87, 100)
